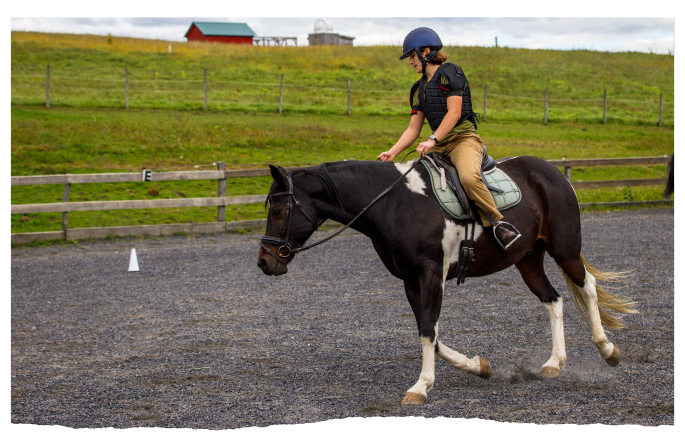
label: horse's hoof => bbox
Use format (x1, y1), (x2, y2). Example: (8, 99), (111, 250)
(540, 365), (560, 378)
(401, 392), (426, 405)
(477, 357), (492, 379)
(605, 345), (620, 367)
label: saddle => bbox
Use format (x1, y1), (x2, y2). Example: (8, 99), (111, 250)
(421, 148), (521, 285)
(425, 146), (503, 221)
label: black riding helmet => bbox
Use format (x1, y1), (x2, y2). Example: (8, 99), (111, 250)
(399, 27), (443, 74)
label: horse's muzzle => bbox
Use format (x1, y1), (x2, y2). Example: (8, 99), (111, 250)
(257, 252), (288, 276)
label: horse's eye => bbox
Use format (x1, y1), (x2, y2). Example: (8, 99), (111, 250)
(271, 208), (282, 217)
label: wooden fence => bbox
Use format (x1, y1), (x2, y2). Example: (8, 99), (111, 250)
(11, 156), (672, 245)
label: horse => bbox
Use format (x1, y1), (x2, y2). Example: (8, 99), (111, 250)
(257, 156), (637, 405)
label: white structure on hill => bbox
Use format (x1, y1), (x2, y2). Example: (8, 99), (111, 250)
(308, 19), (355, 46)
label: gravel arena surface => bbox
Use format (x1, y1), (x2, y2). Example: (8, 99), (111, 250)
(11, 209), (674, 428)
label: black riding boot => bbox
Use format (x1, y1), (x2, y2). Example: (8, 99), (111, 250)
(493, 221), (521, 250)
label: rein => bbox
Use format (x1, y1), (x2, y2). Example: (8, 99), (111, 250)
(260, 156), (424, 265)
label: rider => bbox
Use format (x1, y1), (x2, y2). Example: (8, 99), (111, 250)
(377, 27), (521, 250)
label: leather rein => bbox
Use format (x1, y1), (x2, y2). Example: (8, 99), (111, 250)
(259, 156), (424, 266)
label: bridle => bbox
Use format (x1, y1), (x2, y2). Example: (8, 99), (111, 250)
(259, 156), (423, 266)
(259, 175), (323, 264)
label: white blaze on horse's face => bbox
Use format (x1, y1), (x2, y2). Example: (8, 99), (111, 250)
(394, 162), (427, 196)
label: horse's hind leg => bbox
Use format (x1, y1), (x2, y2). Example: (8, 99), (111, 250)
(555, 257), (622, 366)
(578, 270), (620, 365)
(515, 241), (567, 378)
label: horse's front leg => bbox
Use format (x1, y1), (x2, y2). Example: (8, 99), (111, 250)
(401, 269), (443, 405)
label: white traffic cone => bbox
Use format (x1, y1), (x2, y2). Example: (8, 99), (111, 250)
(128, 248), (140, 272)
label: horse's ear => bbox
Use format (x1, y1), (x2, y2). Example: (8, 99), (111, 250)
(269, 165), (288, 189)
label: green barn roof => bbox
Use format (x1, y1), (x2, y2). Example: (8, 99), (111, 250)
(185, 22), (256, 37)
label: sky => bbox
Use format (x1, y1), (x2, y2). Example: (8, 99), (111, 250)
(10, 16), (676, 54)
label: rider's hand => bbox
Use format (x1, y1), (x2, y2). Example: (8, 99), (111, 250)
(377, 151), (395, 162)
(416, 139), (435, 156)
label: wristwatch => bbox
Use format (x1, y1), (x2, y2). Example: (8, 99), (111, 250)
(429, 134), (439, 143)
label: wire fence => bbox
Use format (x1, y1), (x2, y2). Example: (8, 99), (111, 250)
(11, 65), (674, 125)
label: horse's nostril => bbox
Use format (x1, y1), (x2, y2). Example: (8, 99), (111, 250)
(257, 258), (267, 270)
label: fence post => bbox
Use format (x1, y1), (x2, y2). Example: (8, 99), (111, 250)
(658, 93), (663, 127)
(62, 181), (71, 239)
(125, 67), (129, 111)
(217, 161), (226, 223)
(603, 89), (607, 124)
(347, 78), (351, 115)
(278, 74), (284, 114)
(483, 84), (488, 120)
(204, 68), (208, 112)
(544, 88), (548, 123)
(564, 166), (572, 182)
(46, 64), (50, 108)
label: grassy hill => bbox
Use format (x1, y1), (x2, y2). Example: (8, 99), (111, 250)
(10, 32), (674, 237)
(11, 31), (674, 125)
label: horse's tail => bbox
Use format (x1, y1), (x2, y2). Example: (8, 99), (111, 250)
(558, 252), (638, 330)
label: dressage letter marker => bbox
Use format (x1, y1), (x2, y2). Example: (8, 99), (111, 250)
(128, 248), (140, 272)
(142, 170), (152, 182)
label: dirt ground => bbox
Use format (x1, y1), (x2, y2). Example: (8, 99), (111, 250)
(11, 209), (674, 428)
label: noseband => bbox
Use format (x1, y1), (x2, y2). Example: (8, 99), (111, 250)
(260, 175), (322, 264)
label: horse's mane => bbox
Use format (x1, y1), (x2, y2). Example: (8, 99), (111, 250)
(304, 164), (347, 212)
(264, 164), (346, 212)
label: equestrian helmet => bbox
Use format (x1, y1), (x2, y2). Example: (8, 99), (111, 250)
(399, 27), (443, 60)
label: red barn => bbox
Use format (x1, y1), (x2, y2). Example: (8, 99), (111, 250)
(184, 22), (256, 44)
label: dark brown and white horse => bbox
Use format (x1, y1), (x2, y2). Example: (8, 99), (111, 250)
(257, 156), (637, 405)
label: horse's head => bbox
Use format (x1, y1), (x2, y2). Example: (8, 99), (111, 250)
(257, 165), (323, 276)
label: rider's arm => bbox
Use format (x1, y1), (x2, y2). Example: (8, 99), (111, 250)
(432, 95), (461, 142)
(378, 112), (424, 161)
(416, 96), (461, 155)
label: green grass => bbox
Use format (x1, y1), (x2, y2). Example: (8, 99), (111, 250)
(11, 31), (674, 126)
(11, 107), (673, 234)
(10, 107), (674, 177)
(10, 32), (674, 237)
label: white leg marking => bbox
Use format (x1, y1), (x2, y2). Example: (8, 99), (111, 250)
(407, 326), (438, 398)
(435, 341), (482, 375)
(394, 162), (427, 196)
(579, 270), (615, 359)
(542, 297), (567, 370)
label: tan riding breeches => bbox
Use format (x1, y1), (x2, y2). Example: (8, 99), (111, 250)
(431, 132), (503, 227)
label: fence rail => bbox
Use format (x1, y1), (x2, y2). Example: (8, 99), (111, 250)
(11, 157), (672, 244)
(10, 167), (310, 186)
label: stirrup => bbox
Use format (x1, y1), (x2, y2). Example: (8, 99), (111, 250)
(493, 221), (521, 250)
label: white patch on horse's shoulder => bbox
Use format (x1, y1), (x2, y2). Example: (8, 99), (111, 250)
(394, 162), (427, 196)
(442, 220), (484, 269)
